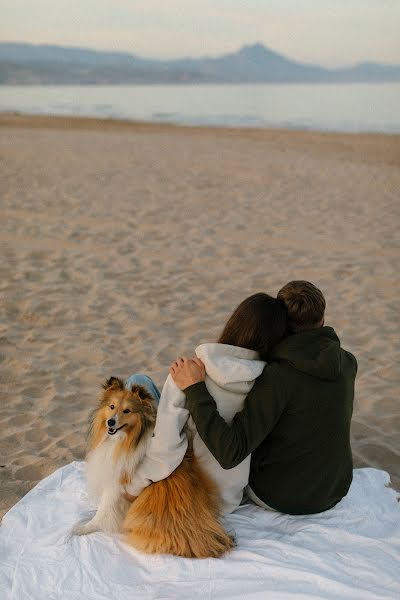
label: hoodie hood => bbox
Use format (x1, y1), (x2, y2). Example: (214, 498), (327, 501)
(195, 343), (266, 393)
(269, 326), (342, 381)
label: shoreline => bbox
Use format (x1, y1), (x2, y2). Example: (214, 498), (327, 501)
(2, 111), (400, 138)
(2, 112), (399, 169)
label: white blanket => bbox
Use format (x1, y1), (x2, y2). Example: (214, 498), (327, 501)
(0, 462), (399, 600)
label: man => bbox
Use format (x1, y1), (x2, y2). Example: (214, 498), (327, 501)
(171, 281), (357, 515)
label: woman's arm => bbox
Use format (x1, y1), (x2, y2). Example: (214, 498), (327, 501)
(125, 374), (189, 496)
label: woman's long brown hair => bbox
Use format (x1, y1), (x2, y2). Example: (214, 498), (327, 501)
(218, 293), (287, 360)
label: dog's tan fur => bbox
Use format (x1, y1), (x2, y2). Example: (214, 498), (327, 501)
(88, 377), (234, 558)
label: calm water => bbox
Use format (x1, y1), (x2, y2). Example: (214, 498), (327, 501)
(1, 83), (400, 132)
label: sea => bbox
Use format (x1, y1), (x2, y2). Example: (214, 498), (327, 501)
(1, 82), (400, 133)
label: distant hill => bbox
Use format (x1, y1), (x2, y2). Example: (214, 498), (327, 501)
(1, 41), (399, 84)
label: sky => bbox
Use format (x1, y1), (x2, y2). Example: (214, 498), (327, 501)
(1, 0), (399, 67)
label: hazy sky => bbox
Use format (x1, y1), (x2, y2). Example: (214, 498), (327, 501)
(1, 0), (399, 67)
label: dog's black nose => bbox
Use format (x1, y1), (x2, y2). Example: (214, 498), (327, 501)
(107, 418), (116, 427)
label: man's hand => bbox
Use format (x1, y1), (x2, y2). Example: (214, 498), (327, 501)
(170, 357), (206, 390)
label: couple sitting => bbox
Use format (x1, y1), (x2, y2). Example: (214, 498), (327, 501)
(124, 280), (357, 516)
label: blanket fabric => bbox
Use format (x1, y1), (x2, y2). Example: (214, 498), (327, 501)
(0, 463), (399, 600)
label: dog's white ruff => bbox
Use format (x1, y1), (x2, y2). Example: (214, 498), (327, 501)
(126, 343), (266, 514)
(1, 464), (399, 600)
(72, 428), (153, 535)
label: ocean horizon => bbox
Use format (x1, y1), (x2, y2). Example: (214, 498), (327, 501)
(1, 82), (400, 133)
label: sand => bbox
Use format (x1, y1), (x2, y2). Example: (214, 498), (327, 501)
(0, 114), (399, 519)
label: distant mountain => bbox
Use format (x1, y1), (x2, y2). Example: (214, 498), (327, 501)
(332, 61), (400, 82)
(1, 41), (399, 84)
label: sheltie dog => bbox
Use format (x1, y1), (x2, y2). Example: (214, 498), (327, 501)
(72, 376), (234, 558)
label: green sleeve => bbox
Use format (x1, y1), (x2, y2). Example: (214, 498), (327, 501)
(184, 364), (288, 469)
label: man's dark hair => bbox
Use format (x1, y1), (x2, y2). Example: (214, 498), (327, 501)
(277, 281), (326, 332)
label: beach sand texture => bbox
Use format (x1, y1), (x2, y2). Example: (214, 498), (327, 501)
(0, 114), (399, 518)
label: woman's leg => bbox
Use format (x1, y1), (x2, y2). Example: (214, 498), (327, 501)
(124, 373), (161, 404)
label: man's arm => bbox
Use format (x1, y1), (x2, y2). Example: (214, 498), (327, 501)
(172, 359), (288, 469)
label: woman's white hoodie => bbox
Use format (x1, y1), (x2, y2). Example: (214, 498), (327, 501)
(126, 343), (266, 514)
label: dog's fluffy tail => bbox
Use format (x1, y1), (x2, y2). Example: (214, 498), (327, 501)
(123, 449), (235, 558)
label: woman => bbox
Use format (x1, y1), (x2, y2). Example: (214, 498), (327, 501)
(124, 293), (287, 514)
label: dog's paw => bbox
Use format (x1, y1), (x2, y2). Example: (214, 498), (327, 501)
(71, 519), (99, 536)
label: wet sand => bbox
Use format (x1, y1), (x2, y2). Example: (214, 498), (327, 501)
(0, 114), (399, 518)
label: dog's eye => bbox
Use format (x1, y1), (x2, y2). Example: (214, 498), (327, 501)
(110, 404), (115, 410)
(123, 408), (130, 414)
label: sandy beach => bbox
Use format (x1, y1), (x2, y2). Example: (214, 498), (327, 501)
(0, 113), (399, 519)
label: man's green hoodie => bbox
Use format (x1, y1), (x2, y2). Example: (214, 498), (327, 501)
(184, 326), (357, 515)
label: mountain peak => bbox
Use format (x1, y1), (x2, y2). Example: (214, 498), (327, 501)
(238, 42), (270, 57)
(1, 41), (399, 84)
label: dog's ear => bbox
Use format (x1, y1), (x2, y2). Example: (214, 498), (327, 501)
(102, 376), (124, 391)
(129, 384), (152, 402)
(129, 386), (157, 432)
